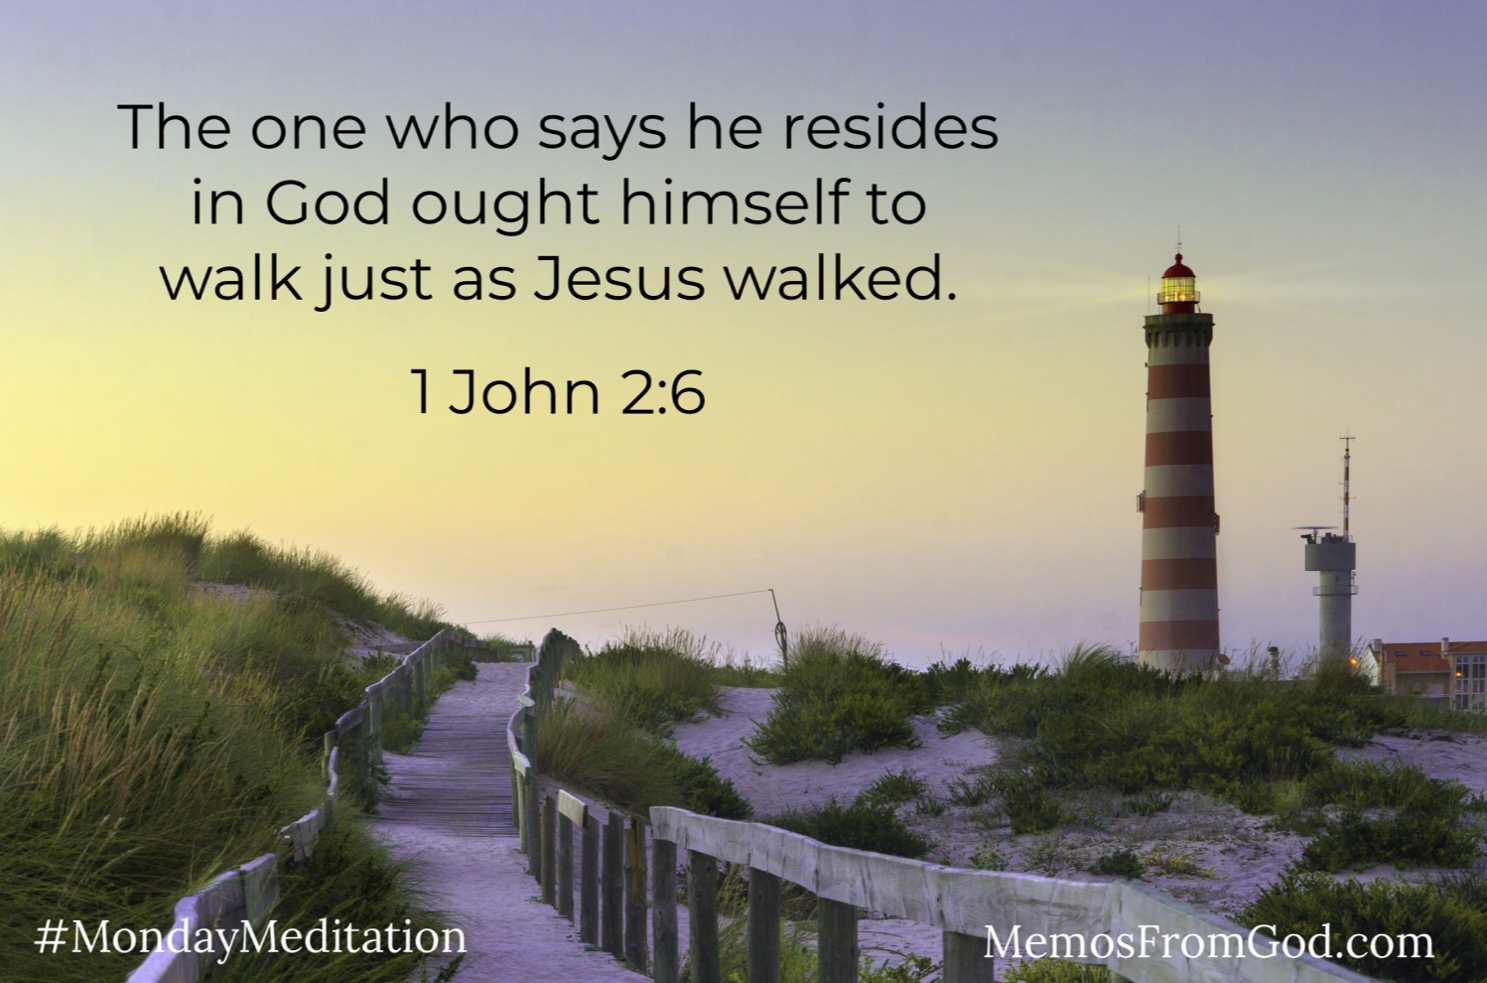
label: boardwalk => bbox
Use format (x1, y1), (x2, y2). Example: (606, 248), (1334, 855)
(372, 662), (648, 983)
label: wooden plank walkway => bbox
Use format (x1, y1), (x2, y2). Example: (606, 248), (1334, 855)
(372, 661), (649, 983)
(375, 677), (516, 836)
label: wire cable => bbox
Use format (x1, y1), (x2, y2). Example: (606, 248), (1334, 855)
(461, 589), (776, 625)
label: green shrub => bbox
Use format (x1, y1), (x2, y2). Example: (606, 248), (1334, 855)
(537, 698), (750, 819)
(915, 795), (947, 817)
(746, 628), (926, 765)
(706, 652), (785, 688)
(922, 655), (992, 708)
(1242, 871), (1487, 983)
(994, 772), (1070, 834)
(1088, 849), (1144, 878)
(1303, 760), (1464, 812)
(1126, 790), (1173, 817)
(665, 747), (753, 820)
(764, 797), (930, 858)
(563, 627), (721, 735)
(859, 770), (929, 806)
(971, 842), (1010, 870)
(948, 773), (997, 806)
(999, 960), (1110, 983)
(1299, 809), (1479, 873)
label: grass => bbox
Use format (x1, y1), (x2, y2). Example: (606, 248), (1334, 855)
(212, 821), (459, 983)
(536, 698), (751, 819)
(745, 627), (928, 765)
(999, 961), (1109, 983)
(542, 627), (754, 818)
(0, 514), (457, 982)
(1087, 848), (1143, 878)
(1242, 871), (1487, 983)
(705, 866), (943, 983)
(857, 769), (929, 807)
(971, 842), (1010, 871)
(762, 796), (931, 859)
(562, 627), (722, 735)
(940, 646), (1421, 803)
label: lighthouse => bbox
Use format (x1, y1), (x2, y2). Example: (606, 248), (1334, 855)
(1137, 253), (1220, 672)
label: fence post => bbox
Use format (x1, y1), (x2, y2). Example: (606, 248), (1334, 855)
(747, 868), (782, 983)
(368, 688), (382, 749)
(652, 837), (678, 983)
(557, 793), (581, 921)
(943, 931), (994, 983)
(687, 852), (721, 983)
(541, 795), (557, 905)
(580, 814), (600, 944)
(602, 812), (625, 958)
(513, 759), (528, 854)
(524, 770), (539, 873)
(818, 898), (858, 983)
(523, 706), (538, 772)
(625, 816), (648, 973)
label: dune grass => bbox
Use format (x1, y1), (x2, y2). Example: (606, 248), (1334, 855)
(561, 627), (722, 735)
(745, 627), (929, 765)
(1242, 871), (1487, 983)
(0, 514), (455, 982)
(536, 698), (752, 819)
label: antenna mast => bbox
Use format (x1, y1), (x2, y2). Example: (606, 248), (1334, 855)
(1340, 434), (1355, 539)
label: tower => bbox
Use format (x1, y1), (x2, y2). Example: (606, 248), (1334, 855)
(1302, 438), (1358, 667)
(1137, 253), (1220, 672)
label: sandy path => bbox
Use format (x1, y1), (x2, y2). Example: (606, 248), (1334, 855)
(372, 662), (648, 983)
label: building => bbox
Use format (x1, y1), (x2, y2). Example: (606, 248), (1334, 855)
(1137, 253), (1221, 672)
(1365, 638), (1487, 710)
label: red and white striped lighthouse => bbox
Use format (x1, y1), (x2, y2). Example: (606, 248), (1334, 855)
(1138, 253), (1220, 672)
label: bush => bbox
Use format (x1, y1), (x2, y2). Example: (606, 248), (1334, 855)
(1242, 871), (1487, 983)
(562, 628), (721, 735)
(971, 842), (1010, 870)
(1303, 760), (1465, 812)
(993, 771), (1070, 834)
(1299, 809), (1479, 873)
(1088, 849), (1144, 878)
(745, 628), (925, 765)
(764, 797), (930, 858)
(999, 960), (1110, 983)
(536, 698), (751, 819)
(859, 770), (929, 806)
(948, 773), (996, 807)
(665, 747), (753, 820)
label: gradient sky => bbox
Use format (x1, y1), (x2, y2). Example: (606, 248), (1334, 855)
(3, 2), (1484, 666)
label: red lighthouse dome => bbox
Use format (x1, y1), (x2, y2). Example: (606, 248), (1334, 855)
(1158, 253), (1199, 313)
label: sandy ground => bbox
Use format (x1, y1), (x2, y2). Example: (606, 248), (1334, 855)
(672, 686), (1487, 941)
(375, 671), (1487, 980)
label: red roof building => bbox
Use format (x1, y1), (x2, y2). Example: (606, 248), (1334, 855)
(1366, 639), (1487, 710)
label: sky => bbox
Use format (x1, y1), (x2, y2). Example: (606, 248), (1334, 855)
(2, 1), (1484, 667)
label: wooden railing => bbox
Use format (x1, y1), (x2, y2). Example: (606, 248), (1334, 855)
(510, 630), (1377, 983)
(128, 627), (488, 983)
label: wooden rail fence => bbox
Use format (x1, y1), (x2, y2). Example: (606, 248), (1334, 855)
(128, 627), (499, 983)
(510, 630), (1378, 983)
